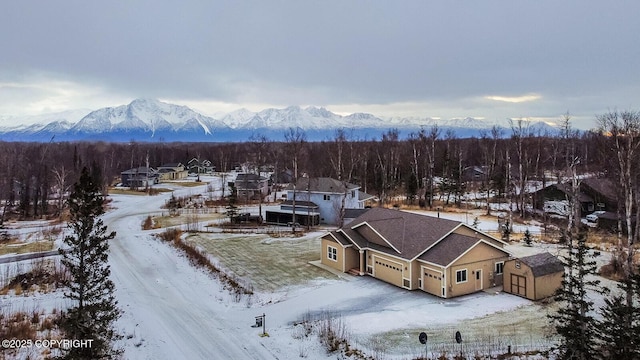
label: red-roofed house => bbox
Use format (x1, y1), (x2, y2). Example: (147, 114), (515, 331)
(320, 208), (511, 298)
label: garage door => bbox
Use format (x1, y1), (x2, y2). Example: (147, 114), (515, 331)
(373, 257), (403, 287)
(422, 268), (443, 296)
(510, 274), (527, 297)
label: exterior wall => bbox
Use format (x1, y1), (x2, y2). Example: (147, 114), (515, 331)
(446, 243), (509, 298)
(534, 272), (563, 300)
(288, 188), (362, 225)
(321, 237), (345, 272)
(344, 247), (360, 273)
(503, 260), (535, 300)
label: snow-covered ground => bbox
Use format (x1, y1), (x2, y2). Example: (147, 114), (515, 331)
(1, 177), (597, 359)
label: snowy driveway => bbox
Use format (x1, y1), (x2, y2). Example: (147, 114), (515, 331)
(104, 190), (279, 360)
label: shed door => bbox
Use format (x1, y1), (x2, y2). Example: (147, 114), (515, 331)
(422, 268), (442, 296)
(510, 274), (527, 297)
(373, 257), (403, 287)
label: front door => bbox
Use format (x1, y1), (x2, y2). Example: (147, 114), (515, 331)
(475, 269), (482, 291)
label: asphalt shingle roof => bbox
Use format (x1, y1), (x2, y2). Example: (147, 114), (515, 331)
(518, 252), (565, 277)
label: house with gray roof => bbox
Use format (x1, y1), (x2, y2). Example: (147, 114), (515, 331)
(268, 177), (375, 225)
(320, 207), (510, 298)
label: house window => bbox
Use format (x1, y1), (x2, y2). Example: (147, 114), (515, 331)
(495, 262), (504, 275)
(351, 190), (356, 198)
(456, 269), (468, 284)
(327, 246), (337, 261)
(324, 194), (331, 201)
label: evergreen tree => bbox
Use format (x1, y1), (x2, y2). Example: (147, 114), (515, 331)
(549, 231), (604, 360)
(596, 272), (640, 359)
(225, 183), (239, 222)
(523, 228), (533, 246)
(59, 167), (121, 359)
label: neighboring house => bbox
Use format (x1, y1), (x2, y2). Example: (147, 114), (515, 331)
(462, 166), (489, 183)
(533, 177), (620, 220)
(503, 252), (564, 301)
(187, 158), (215, 174)
(157, 163), (188, 181)
(120, 167), (159, 188)
(265, 200), (320, 226)
(278, 177), (375, 225)
(532, 183), (595, 217)
(320, 208), (510, 298)
(234, 173), (269, 200)
(580, 178), (617, 213)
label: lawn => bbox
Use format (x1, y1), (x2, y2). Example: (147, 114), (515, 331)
(186, 233), (338, 292)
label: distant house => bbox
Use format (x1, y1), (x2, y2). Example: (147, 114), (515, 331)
(157, 163), (188, 181)
(267, 177), (375, 225)
(234, 173), (269, 200)
(533, 177), (620, 220)
(320, 208), (510, 298)
(462, 166), (489, 183)
(503, 252), (564, 301)
(120, 167), (159, 188)
(264, 200), (320, 226)
(187, 158), (215, 174)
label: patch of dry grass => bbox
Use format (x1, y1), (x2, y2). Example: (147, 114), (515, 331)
(0, 241), (54, 256)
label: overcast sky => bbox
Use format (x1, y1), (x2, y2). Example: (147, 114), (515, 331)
(1, 1), (639, 129)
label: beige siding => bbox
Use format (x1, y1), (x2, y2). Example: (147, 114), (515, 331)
(447, 243), (509, 298)
(344, 247), (360, 273)
(321, 237), (344, 272)
(535, 272), (563, 300)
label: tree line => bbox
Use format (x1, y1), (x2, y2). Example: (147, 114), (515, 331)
(0, 112), (636, 226)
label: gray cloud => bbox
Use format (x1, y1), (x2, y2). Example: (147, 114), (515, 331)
(1, 1), (639, 128)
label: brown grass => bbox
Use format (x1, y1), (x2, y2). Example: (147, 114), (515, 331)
(0, 240), (55, 256)
(155, 229), (253, 299)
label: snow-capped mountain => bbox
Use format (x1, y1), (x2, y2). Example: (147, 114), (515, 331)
(0, 98), (559, 142)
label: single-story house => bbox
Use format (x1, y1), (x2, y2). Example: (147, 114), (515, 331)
(157, 163), (188, 181)
(320, 208), (511, 298)
(120, 167), (159, 188)
(532, 183), (595, 217)
(503, 252), (564, 301)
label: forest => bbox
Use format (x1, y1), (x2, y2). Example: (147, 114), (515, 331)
(0, 114), (634, 225)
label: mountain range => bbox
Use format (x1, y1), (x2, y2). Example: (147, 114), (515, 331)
(0, 98), (557, 142)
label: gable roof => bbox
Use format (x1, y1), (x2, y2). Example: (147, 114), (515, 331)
(288, 177), (359, 194)
(581, 178), (617, 203)
(518, 252), (564, 277)
(418, 233), (479, 266)
(347, 208), (461, 259)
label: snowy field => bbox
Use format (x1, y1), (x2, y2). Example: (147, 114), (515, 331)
(0, 175), (601, 359)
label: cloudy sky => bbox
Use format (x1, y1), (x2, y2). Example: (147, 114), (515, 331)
(1, 1), (639, 129)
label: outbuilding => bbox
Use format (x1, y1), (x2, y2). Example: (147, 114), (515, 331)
(503, 252), (564, 301)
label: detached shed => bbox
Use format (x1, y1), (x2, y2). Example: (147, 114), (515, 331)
(504, 252), (564, 301)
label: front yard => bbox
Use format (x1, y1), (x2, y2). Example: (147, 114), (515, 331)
(185, 232), (338, 292)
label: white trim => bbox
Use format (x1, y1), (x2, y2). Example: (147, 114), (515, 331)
(459, 223), (509, 246)
(410, 225), (460, 261)
(456, 269), (468, 284)
(327, 245), (338, 262)
(336, 229), (363, 250)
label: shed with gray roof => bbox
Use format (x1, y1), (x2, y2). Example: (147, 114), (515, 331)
(503, 252), (564, 300)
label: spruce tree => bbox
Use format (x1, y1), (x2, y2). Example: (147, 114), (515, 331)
(59, 167), (121, 359)
(548, 230), (604, 360)
(596, 272), (640, 359)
